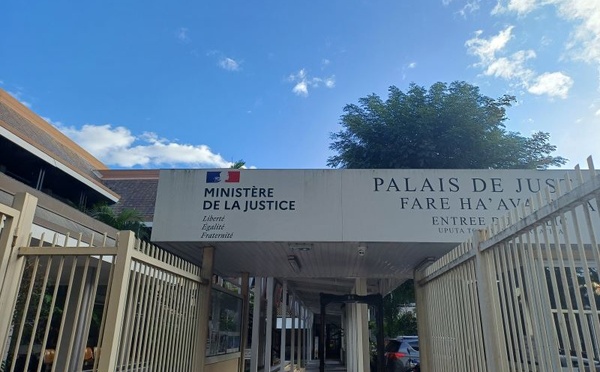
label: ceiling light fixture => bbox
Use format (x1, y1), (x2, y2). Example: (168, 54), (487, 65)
(287, 255), (302, 273)
(289, 243), (312, 252)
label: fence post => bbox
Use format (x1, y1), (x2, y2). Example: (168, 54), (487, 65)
(0, 192), (37, 360)
(414, 261), (433, 372)
(96, 230), (136, 371)
(474, 229), (507, 372)
(194, 246), (214, 371)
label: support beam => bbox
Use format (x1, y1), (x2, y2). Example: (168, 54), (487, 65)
(297, 304), (302, 369)
(265, 277), (274, 369)
(319, 300), (326, 372)
(290, 295), (296, 370)
(279, 281), (287, 372)
(250, 278), (263, 372)
(238, 273), (250, 372)
(196, 247), (215, 370)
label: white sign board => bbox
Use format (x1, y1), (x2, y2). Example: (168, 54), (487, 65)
(151, 169), (584, 243)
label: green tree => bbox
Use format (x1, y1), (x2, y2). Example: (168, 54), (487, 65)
(382, 280), (417, 337)
(328, 81), (567, 337)
(328, 81), (566, 170)
(230, 159), (246, 169)
(89, 204), (150, 240)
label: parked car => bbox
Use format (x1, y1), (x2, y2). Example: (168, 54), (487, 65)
(384, 336), (419, 372)
(559, 354), (600, 371)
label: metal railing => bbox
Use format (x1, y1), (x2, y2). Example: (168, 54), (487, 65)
(0, 203), (206, 372)
(416, 158), (600, 372)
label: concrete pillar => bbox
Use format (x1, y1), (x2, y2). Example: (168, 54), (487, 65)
(279, 281), (287, 372)
(290, 295), (295, 370)
(238, 273), (250, 372)
(265, 277), (274, 369)
(297, 304), (302, 368)
(355, 278), (369, 372)
(250, 278), (263, 372)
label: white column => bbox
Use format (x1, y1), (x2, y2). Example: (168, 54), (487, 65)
(297, 304), (302, 368)
(355, 278), (369, 372)
(265, 277), (274, 369)
(250, 278), (263, 372)
(302, 307), (307, 364)
(239, 273), (250, 372)
(290, 295), (296, 369)
(279, 281), (287, 372)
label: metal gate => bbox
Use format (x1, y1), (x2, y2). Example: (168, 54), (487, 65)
(0, 193), (207, 371)
(416, 158), (600, 371)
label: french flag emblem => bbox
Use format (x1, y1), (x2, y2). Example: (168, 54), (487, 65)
(206, 171), (240, 183)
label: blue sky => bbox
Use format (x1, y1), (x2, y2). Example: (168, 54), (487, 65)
(1, 0), (599, 169)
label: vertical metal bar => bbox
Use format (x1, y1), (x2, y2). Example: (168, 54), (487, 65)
(131, 260), (152, 370)
(539, 199), (574, 369)
(50, 256), (77, 372)
(9, 256), (40, 372)
(36, 257), (64, 372)
(118, 258), (141, 369)
(509, 209), (538, 370)
(156, 264), (174, 371)
(92, 251), (116, 372)
(24, 256), (52, 370)
(140, 261), (159, 371)
(168, 265), (185, 371)
(519, 205), (550, 371)
(78, 254), (104, 369)
(565, 173), (600, 360)
(147, 250), (164, 371)
(64, 255), (91, 372)
(475, 229), (503, 372)
(96, 231), (136, 372)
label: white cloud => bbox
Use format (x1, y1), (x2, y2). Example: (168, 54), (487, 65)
(527, 72), (574, 98)
(595, 108), (600, 116)
(322, 58), (330, 67)
(219, 57), (241, 71)
(48, 120), (234, 168)
(492, 0), (539, 15)
(176, 27), (190, 43)
(551, 0), (600, 65)
(466, 26), (573, 98)
(492, 1), (600, 67)
(287, 69), (335, 97)
(292, 81), (309, 97)
(484, 50), (536, 80)
(459, 0), (481, 17)
(408, 62), (417, 69)
(466, 26), (514, 64)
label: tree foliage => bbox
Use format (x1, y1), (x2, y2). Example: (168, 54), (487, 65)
(230, 159), (246, 169)
(382, 280), (417, 337)
(89, 204), (150, 241)
(328, 81), (566, 170)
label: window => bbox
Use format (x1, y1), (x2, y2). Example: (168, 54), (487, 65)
(206, 288), (243, 356)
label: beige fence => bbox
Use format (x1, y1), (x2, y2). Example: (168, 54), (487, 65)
(0, 194), (207, 372)
(416, 158), (600, 372)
